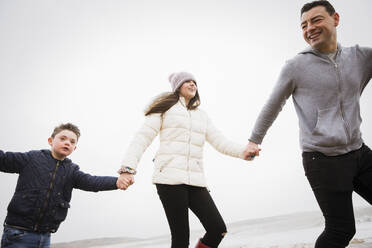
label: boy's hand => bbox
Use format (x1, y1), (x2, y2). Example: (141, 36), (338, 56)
(117, 173), (135, 190)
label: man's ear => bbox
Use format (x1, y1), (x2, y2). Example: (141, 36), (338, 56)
(333, 12), (340, 27)
(73, 146), (77, 151)
(48, 137), (53, 146)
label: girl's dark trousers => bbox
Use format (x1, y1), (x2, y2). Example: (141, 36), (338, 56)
(156, 184), (227, 248)
(302, 144), (372, 248)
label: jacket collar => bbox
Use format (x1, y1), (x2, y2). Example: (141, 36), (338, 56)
(299, 43), (343, 58)
(179, 96), (187, 108)
(43, 149), (72, 164)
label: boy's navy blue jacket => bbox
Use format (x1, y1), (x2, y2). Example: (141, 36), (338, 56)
(0, 149), (118, 233)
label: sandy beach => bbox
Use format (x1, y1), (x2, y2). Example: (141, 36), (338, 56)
(52, 207), (372, 248)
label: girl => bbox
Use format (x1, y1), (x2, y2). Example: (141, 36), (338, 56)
(118, 72), (247, 248)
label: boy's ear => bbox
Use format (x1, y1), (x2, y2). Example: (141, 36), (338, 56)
(48, 137), (53, 146)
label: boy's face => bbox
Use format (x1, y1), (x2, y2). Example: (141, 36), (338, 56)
(48, 130), (78, 160)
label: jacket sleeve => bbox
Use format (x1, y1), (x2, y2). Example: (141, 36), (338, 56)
(72, 166), (118, 192)
(206, 115), (246, 159)
(120, 113), (162, 171)
(249, 61), (295, 144)
(0, 150), (29, 174)
(358, 45), (372, 91)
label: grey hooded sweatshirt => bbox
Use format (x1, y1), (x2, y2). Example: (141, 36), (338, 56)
(249, 44), (372, 156)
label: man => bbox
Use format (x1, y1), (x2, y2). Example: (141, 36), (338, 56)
(243, 1), (372, 247)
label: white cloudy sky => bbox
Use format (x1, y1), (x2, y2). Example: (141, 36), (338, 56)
(0, 0), (371, 243)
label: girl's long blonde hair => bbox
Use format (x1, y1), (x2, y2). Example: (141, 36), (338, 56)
(144, 90), (200, 116)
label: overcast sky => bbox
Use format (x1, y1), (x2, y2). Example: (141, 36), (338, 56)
(0, 0), (371, 243)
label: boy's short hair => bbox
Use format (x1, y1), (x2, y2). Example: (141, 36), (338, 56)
(51, 123), (81, 140)
(301, 0), (336, 16)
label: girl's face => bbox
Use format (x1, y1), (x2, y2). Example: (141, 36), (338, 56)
(179, 80), (197, 100)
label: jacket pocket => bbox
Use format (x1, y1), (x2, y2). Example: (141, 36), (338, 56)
(195, 160), (203, 171)
(342, 97), (362, 141)
(155, 156), (173, 172)
(53, 200), (70, 223)
(7, 190), (40, 217)
(311, 106), (348, 147)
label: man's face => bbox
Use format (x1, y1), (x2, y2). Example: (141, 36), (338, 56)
(48, 130), (77, 160)
(301, 6), (339, 53)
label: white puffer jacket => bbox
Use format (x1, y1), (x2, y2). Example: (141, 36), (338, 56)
(121, 97), (245, 187)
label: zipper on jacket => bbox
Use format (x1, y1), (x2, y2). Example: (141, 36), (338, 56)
(34, 160), (60, 231)
(332, 61), (351, 143)
(187, 110), (192, 184)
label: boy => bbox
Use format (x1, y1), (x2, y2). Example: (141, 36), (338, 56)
(0, 123), (133, 248)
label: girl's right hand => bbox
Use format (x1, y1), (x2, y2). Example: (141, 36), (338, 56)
(243, 141), (261, 161)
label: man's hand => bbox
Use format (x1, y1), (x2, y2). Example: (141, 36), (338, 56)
(243, 141), (261, 161)
(116, 173), (135, 190)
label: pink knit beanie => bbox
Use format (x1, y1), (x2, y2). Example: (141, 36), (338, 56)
(168, 72), (196, 92)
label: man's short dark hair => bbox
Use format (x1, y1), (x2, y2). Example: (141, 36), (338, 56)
(51, 123), (81, 140)
(301, 0), (336, 16)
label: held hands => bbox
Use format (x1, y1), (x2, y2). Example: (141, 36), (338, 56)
(116, 173), (135, 190)
(243, 141), (261, 161)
